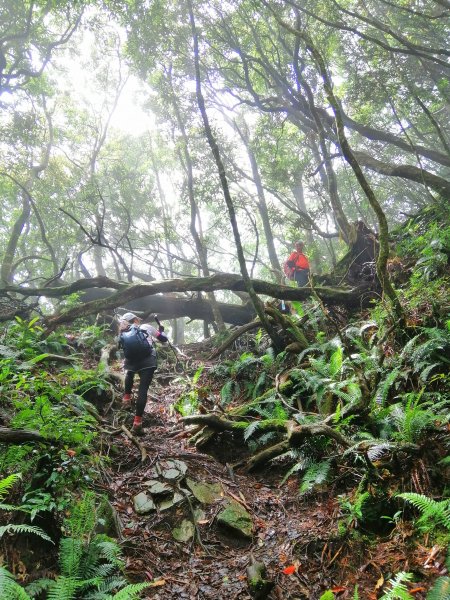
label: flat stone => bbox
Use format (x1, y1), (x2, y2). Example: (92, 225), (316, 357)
(157, 459), (188, 480)
(159, 492), (184, 511)
(217, 499), (253, 539)
(133, 492), (156, 515)
(144, 480), (172, 497)
(186, 478), (223, 504)
(172, 519), (195, 542)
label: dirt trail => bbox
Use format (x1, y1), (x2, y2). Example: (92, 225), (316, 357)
(104, 349), (429, 600)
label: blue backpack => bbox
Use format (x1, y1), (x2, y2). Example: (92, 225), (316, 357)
(119, 325), (152, 361)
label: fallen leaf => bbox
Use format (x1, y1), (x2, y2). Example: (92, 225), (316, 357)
(148, 579), (166, 587)
(375, 575), (384, 590)
(282, 565), (296, 575)
(331, 586), (347, 593)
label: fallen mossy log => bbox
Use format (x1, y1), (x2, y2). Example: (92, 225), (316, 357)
(182, 414), (250, 432)
(0, 427), (51, 444)
(35, 353), (77, 363)
(1, 273), (365, 327)
(264, 305), (309, 350)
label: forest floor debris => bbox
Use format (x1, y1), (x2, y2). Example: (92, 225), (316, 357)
(99, 352), (440, 599)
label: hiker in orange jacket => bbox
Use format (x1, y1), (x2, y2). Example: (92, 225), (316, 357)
(285, 241), (310, 287)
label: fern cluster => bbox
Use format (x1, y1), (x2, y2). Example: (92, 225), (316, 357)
(0, 474), (54, 545)
(397, 493), (450, 533)
(0, 492), (151, 599)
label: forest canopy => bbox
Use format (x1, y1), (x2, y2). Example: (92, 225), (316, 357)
(0, 0), (448, 339)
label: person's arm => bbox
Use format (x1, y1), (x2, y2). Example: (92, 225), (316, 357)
(142, 323), (169, 343)
(286, 251), (298, 268)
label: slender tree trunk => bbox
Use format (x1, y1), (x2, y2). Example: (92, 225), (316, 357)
(298, 28), (403, 318)
(234, 120), (282, 282)
(291, 180), (321, 273)
(188, 0), (284, 350)
(168, 73), (226, 332)
(292, 23), (352, 243)
(1, 97), (54, 284)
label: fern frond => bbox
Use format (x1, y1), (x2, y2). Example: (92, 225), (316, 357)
(0, 474), (21, 502)
(83, 576), (128, 598)
(0, 566), (31, 600)
(376, 368), (401, 406)
(24, 577), (54, 597)
(333, 382), (362, 405)
(367, 443), (392, 461)
(309, 356), (330, 377)
(243, 421), (260, 442)
(111, 582), (152, 599)
(379, 571), (414, 599)
(96, 540), (123, 565)
(397, 493), (450, 531)
(59, 538), (84, 578)
(419, 363), (441, 382)
(280, 459), (311, 485)
(427, 576), (450, 600)
(0, 503), (19, 511)
(300, 460), (331, 494)
(220, 380), (238, 405)
(66, 491), (96, 539)
(329, 346), (343, 377)
(252, 372), (267, 398)
(254, 431), (277, 448)
(46, 575), (81, 600)
(0, 524), (53, 543)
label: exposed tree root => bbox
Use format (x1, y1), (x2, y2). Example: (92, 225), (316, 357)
(182, 413), (353, 471)
(120, 424), (147, 462)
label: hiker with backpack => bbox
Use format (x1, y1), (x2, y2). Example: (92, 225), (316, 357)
(284, 240), (310, 287)
(118, 312), (169, 435)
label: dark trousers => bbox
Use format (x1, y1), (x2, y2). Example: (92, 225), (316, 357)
(124, 367), (156, 417)
(294, 269), (310, 287)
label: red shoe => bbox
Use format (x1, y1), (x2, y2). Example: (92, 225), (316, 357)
(123, 393), (132, 405)
(132, 417), (143, 436)
(131, 423), (144, 436)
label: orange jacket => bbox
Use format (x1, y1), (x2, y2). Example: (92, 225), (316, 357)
(287, 251), (309, 270)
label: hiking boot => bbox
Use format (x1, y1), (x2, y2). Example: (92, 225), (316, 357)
(122, 393), (132, 406)
(131, 423), (144, 436)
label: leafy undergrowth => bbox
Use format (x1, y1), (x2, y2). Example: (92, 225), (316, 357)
(1, 211), (449, 599)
